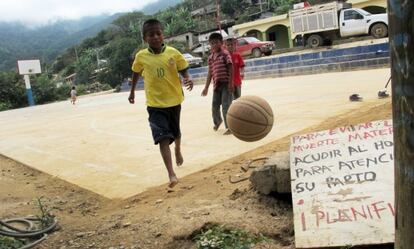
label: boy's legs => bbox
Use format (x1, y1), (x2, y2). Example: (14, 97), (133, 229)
(174, 136), (183, 166)
(159, 139), (178, 188)
(148, 106), (181, 188)
(221, 83), (233, 130)
(169, 105), (183, 166)
(212, 84), (223, 130)
(234, 86), (241, 100)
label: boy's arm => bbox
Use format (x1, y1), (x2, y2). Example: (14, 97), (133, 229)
(240, 66), (245, 79)
(129, 71), (141, 104)
(179, 69), (193, 91)
(201, 68), (212, 96)
(227, 63), (234, 92)
(239, 54), (245, 79)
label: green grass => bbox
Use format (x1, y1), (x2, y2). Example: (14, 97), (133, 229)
(194, 224), (268, 249)
(0, 236), (26, 249)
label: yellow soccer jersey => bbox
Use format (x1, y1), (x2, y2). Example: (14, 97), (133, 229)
(131, 45), (189, 108)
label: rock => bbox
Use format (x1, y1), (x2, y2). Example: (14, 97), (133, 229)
(271, 151), (291, 193)
(249, 151), (291, 194)
(76, 232), (87, 238)
(229, 188), (243, 200)
(131, 197), (140, 203)
(123, 222), (132, 227)
(250, 165), (277, 195)
(155, 199), (163, 204)
(112, 222), (122, 229)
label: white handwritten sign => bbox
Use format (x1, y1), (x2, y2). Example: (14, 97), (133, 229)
(290, 120), (394, 248)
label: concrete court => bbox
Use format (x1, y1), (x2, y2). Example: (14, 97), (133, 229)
(0, 68), (390, 199)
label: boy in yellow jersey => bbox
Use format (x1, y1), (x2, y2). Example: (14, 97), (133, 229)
(129, 19), (193, 188)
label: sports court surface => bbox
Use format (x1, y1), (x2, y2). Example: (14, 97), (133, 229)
(0, 68), (390, 199)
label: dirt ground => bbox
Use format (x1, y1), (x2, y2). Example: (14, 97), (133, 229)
(0, 99), (392, 249)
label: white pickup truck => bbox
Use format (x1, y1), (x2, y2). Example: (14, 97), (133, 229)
(289, 1), (388, 47)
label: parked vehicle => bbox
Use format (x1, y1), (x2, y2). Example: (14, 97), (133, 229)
(191, 36), (275, 58)
(183, 53), (203, 68)
(289, 1), (388, 48)
(191, 30), (228, 56)
(191, 44), (211, 56)
(236, 37), (275, 58)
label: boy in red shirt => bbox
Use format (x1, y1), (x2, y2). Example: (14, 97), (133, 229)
(226, 38), (245, 99)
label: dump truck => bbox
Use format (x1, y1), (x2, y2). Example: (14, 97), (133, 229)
(289, 1), (388, 47)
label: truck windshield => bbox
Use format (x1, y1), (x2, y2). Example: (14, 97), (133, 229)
(358, 9), (372, 16)
(244, 37), (261, 43)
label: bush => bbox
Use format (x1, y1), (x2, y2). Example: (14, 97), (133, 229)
(75, 84), (89, 95)
(55, 84), (72, 101)
(31, 74), (58, 104)
(0, 236), (25, 249)
(87, 82), (113, 93)
(96, 69), (122, 88)
(0, 101), (12, 112)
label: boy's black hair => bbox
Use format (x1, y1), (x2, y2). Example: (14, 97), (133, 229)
(72, 86), (76, 89)
(142, 19), (163, 37)
(209, 32), (223, 42)
(226, 37), (236, 42)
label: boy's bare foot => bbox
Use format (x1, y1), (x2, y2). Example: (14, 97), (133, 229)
(213, 120), (223, 131)
(175, 148), (184, 166)
(169, 175), (178, 188)
(223, 129), (232, 135)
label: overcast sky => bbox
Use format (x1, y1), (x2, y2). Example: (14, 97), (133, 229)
(0, 0), (158, 25)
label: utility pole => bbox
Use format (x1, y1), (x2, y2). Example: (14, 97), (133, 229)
(388, 1), (414, 248)
(216, 0), (221, 31)
(74, 46), (79, 63)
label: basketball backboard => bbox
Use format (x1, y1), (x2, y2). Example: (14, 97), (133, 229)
(17, 60), (41, 75)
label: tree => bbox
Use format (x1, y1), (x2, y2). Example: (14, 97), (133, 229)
(0, 71), (26, 110)
(73, 49), (98, 84)
(157, 7), (196, 36)
(112, 11), (147, 40)
(221, 0), (249, 19)
(388, 0), (414, 247)
(99, 38), (139, 87)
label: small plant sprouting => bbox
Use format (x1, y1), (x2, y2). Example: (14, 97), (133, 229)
(34, 197), (55, 228)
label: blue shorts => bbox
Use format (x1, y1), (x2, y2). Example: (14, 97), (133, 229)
(147, 105), (181, 145)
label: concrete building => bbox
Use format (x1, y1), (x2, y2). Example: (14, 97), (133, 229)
(232, 0), (387, 49)
(164, 31), (199, 49)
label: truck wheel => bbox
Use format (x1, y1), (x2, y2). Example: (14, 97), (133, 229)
(307, 34), (323, 48)
(252, 48), (262, 58)
(370, 23), (388, 38)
